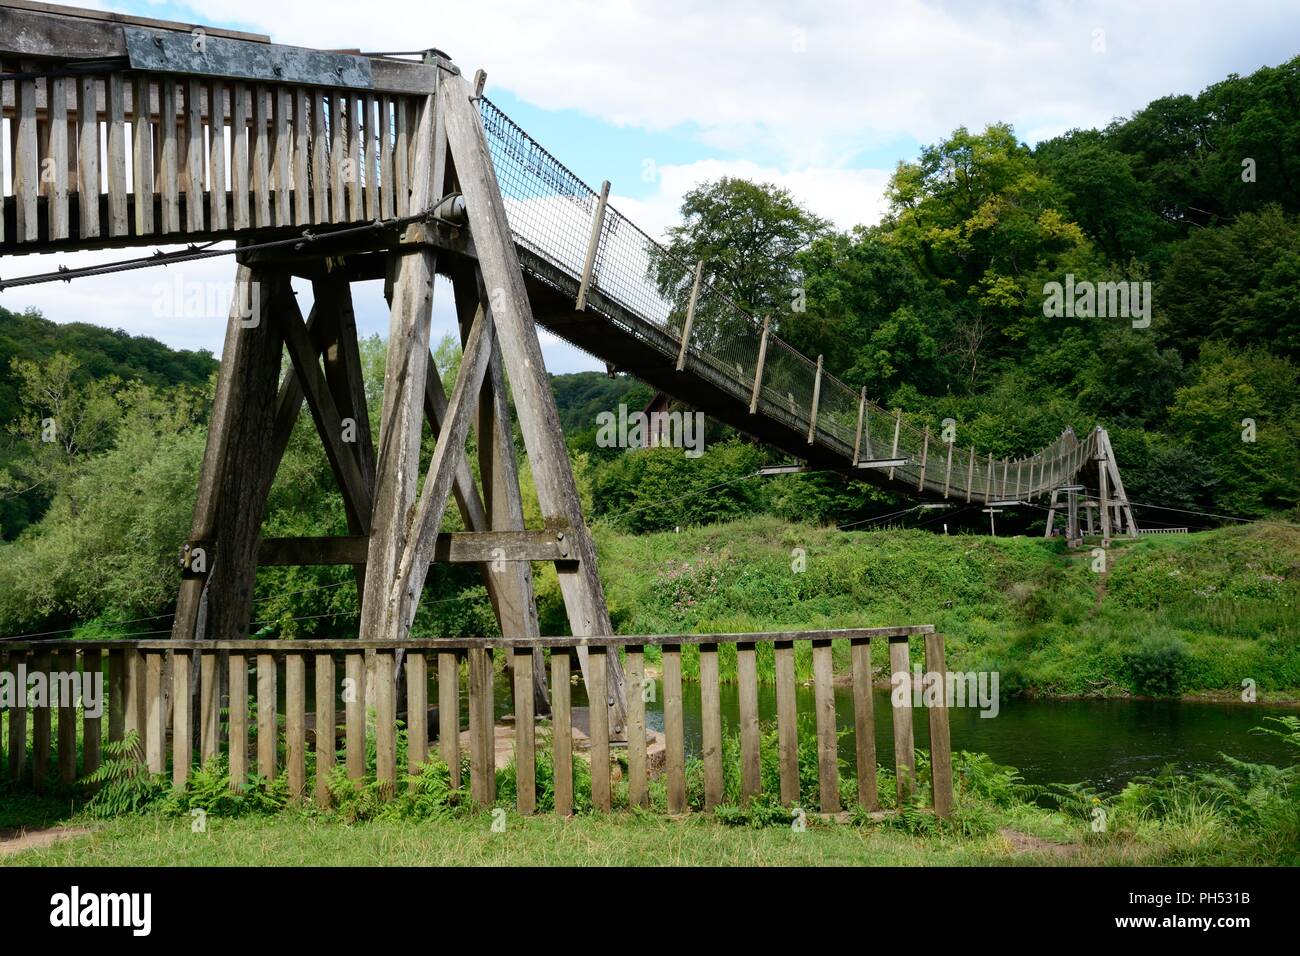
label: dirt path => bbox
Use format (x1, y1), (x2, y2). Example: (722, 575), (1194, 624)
(998, 827), (1078, 859)
(0, 826), (90, 857)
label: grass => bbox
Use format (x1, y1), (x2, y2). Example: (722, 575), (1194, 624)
(0, 792), (1286, 867)
(0, 809), (1074, 866)
(523, 518), (1300, 698)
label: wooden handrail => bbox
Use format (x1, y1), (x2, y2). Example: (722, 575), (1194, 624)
(0, 624), (934, 653)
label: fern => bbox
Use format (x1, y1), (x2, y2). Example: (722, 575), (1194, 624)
(82, 732), (167, 818)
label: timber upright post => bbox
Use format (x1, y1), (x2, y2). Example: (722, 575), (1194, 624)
(433, 65), (629, 734)
(173, 263), (288, 645)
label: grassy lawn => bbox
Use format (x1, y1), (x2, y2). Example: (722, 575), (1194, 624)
(0, 806), (1099, 867)
(1, 789), (1282, 867)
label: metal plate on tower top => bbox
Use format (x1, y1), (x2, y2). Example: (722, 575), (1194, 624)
(124, 27), (373, 88)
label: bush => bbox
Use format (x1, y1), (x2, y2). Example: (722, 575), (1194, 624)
(1123, 634), (1189, 696)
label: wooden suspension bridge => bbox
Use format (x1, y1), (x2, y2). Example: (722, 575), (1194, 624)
(0, 1), (1138, 815)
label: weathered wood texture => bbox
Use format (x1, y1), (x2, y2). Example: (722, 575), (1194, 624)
(4, 631), (952, 818)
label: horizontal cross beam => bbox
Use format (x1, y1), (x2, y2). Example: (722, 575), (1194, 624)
(7, 624), (936, 653)
(256, 532), (574, 566)
(854, 457), (909, 470)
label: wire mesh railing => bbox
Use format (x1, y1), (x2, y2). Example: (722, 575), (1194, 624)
(477, 96), (1097, 501)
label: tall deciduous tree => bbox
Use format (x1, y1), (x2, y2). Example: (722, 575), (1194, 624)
(656, 177), (830, 323)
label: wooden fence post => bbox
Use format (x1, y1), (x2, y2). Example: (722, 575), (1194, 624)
(925, 633), (954, 818)
(625, 646), (648, 808)
(888, 637), (915, 804)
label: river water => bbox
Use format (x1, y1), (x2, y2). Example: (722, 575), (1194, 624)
(569, 681), (1297, 792)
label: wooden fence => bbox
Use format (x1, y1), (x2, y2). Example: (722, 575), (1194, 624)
(0, 626), (952, 817)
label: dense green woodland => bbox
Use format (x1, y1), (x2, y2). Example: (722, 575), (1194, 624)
(0, 57), (1296, 672)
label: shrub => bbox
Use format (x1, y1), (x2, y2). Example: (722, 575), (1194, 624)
(1123, 634), (1189, 696)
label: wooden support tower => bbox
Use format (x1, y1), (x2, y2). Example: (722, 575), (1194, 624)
(0, 6), (629, 742)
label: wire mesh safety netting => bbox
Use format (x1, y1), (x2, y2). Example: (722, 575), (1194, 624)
(477, 96), (1096, 500)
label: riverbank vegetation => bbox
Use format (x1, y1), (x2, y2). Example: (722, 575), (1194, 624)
(3, 716), (1296, 866)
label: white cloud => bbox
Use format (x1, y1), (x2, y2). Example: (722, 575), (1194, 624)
(615, 160), (893, 239)
(164, 0), (1298, 161)
(5, 0), (1292, 375)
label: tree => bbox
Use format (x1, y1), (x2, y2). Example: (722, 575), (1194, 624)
(1034, 129), (1168, 264)
(791, 227), (952, 389)
(884, 124), (1089, 352)
(0, 353), (123, 527)
(1159, 206), (1300, 359)
(1166, 342), (1300, 515)
(656, 177), (830, 323)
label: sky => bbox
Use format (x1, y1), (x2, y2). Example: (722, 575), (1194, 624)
(3, 0), (1298, 372)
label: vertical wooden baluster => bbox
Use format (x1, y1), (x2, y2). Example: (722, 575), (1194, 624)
(347, 94), (363, 221)
(122, 647), (141, 743)
(0, 62), (6, 228)
(363, 93), (378, 218)
(231, 82), (250, 230)
(228, 653), (248, 788)
(252, 84), (271, 228)
(46, 77), (70, 239)
(107, 648), (125, 745)
(812, 639), (839, 813)
(286, 652), (306, 802)
(405, 99), (418, 185)
(159, 79), (179, 233)
(662, 643), (685, 813)
(512, 646), (535, 814)
(625, 645), (647, 809)
(311, 89), (330, 224)
(82, 649), (102, 778)
(344, 652), (365, 781)
(550, 649), (573, 815)
(374, 650), (396, 798)
(774, 640), (799, 805)
(700, 642), (723, 810)
(272, 86), (292, 225)
(293, 87), (310, 225)
(737, 642), (761, 802)
(588, 645), (610, 812)
(77, 75), (101, 237)
(181, 78), (204, 231)
(851, 636), (879, 811)
(56, 648), (76, 785)
(888, 636), (916, 804)
(329, 90), (347, 223)
(0, 650), (7, 777)
(468, 646), (492, 805)
(406, 651), (428, 773)
(199, 652), (219, 765)
(145, 650), (164, 774)
(393, 96), (410, 217)
(379, 95), (394, 219)
(314, 653), (336, 807)
(208, 81), (227, 231)
(172, 650), (191, 789)
(106, 74), (127, 236)
(13, 66), (38, 241)
(467, 646), (483, 801)
(925, 632), (954, 818)
(131, 76), (154, 235)
(437, 650), (460, 788)
(8, 650), (27, 783)
(256, 652), (277, 780)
